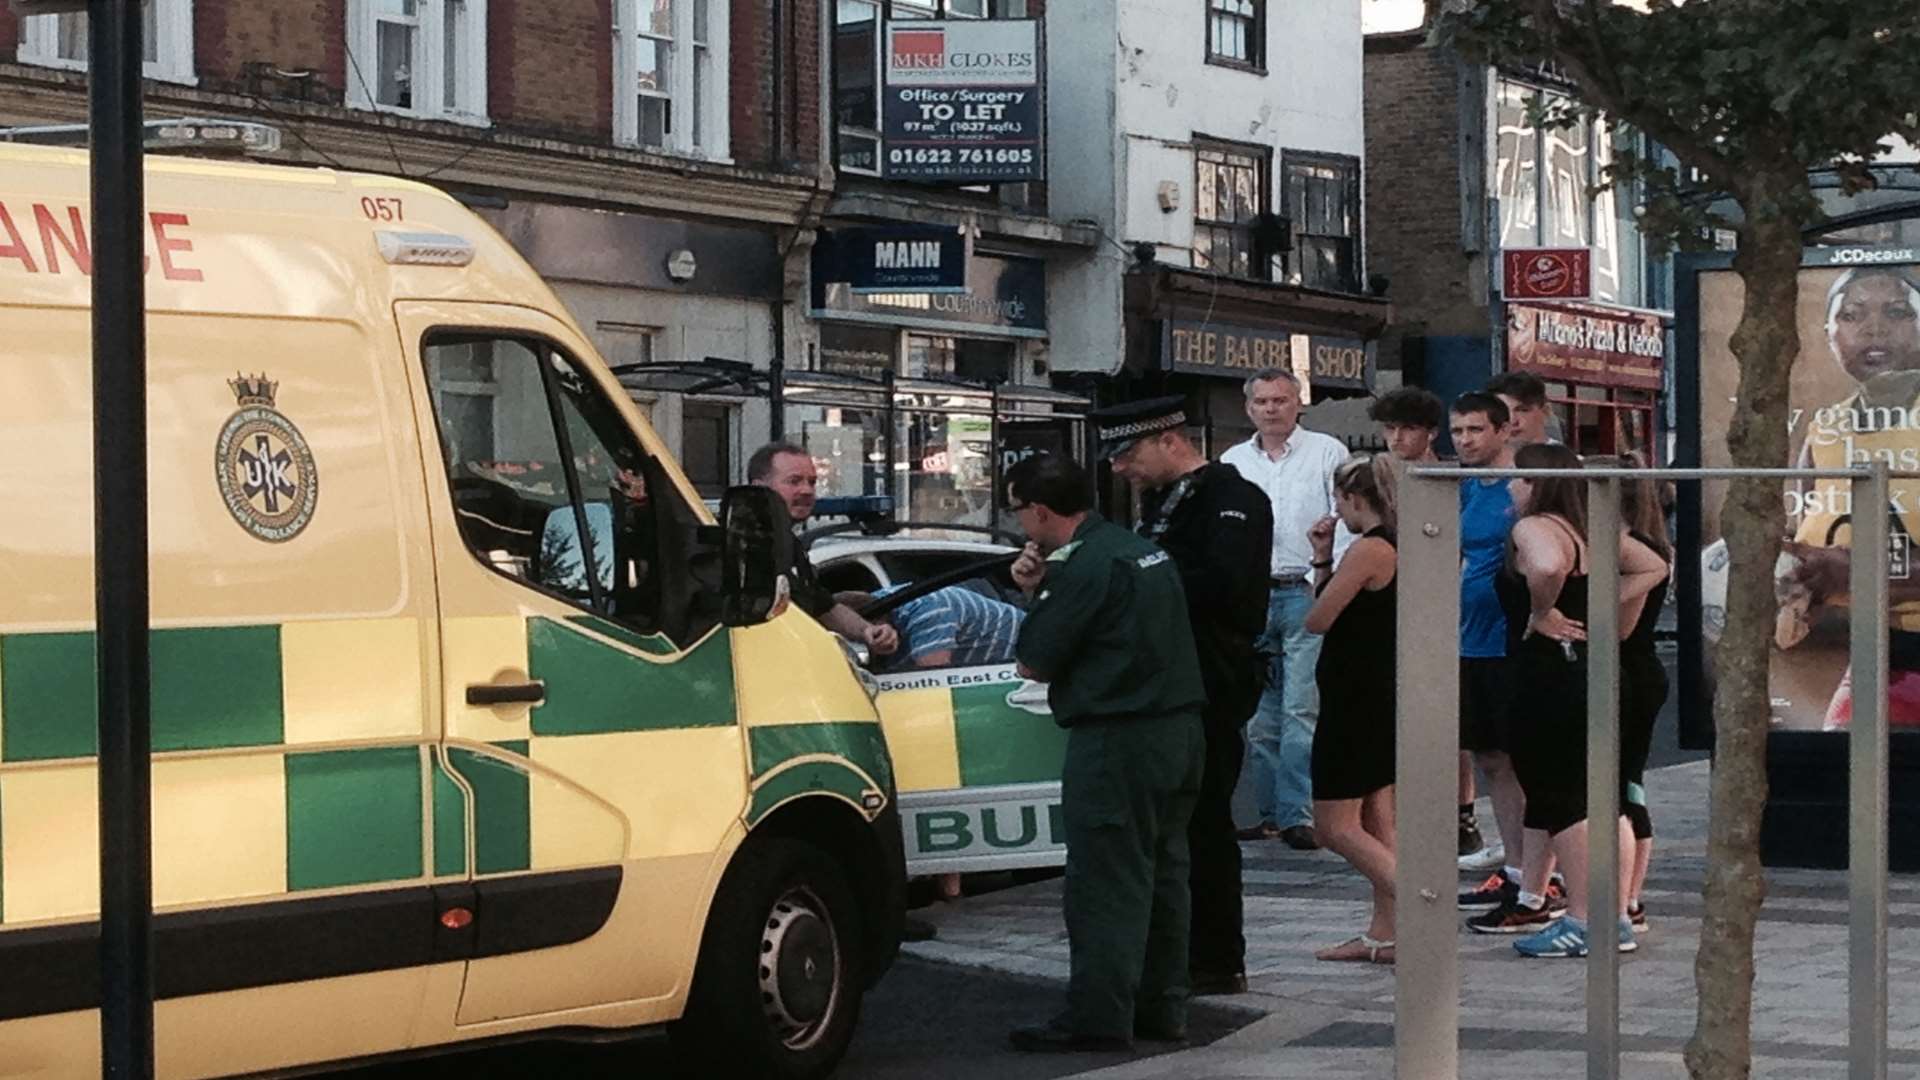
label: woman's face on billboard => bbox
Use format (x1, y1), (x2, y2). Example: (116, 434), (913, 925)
(1830, 272), (1920, 384)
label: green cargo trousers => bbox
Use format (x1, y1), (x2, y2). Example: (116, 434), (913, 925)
(1060, 711), (1206, 1039)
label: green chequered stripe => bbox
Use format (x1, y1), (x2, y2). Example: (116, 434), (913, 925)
(953, 683), (1067, 787)
(748, 760), (876, 823)
(749, 722), (892, 790)
(529, 617), (735, 736)
(431, 743), (533, 877)
(564, 614), (678, 656)
(1, 626), (283, 762)
(286, 746), (424, 891)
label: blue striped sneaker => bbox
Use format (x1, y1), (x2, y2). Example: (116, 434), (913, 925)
(1514, 915), (1638, 958)
(1514, 916), (1590, 958)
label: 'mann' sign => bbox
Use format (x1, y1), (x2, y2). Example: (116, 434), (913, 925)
(813, 224), (969, 294)
(874, 240), (946, 271)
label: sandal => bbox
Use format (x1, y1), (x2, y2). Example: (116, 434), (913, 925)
(1315, 935), (1395, 964)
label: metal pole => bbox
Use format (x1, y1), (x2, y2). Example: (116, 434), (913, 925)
(1848, 464), (1890, 1080)
(90, 0), (152, 1076)
(1395, 465), (1459, 1080)
(1584, 478), (1621, 1080)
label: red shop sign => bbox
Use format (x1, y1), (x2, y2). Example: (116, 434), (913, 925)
(1505, 300), (1666, 392)
(1502, 247), (1593, 300)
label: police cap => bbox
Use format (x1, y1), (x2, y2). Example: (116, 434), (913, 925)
(1089, 394), (1191, 459)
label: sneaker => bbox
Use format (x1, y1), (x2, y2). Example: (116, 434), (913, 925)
(1627, 902), (1648, 933)
(1458, 871), (1517, 911)
(1457, 818), (1485, 857)
(1618, 916), (1639, 954)
(1514, 916), (1591, 958)
(1457, 841), (1506, 872)
(1544, 880), (1569, 914)
(1467, 898), (1554, 935)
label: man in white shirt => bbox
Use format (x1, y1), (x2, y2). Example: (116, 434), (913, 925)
(1220, 368), (1351, 850)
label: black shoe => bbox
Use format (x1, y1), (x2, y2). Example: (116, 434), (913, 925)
(1279, 825), (1320, 851)
(1133, 1019), (1188, 1044)
(1189, 969), (1249, 996)
(902, 916), (938, 942)
(1009, 1024), (1133, 1053)
(1457, 871), (1517, 911)
(1236, 821), (1282, 841)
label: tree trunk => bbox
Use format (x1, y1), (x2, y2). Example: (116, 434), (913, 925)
(1685, 172), (1810, 1080)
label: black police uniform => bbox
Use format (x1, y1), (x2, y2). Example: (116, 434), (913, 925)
(1014, 514), (1206, 1043)
(1137, 460), (1272, 982)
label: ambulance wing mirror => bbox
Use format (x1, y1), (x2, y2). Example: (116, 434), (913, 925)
(719, 485), (796, 627)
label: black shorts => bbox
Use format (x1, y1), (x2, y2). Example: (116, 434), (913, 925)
(1460, 657), (1515, 754)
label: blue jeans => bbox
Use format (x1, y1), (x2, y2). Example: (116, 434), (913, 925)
(1247, 583), (1322, 829)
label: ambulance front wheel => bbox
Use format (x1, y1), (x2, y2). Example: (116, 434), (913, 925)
(673, 835), (866, 1080)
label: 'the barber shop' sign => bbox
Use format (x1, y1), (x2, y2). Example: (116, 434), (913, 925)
(1161, 319), (1373, 392)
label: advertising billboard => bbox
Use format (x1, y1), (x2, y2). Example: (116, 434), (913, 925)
(881, 19), (1043, 184)
(1690, 247), (1920, 735)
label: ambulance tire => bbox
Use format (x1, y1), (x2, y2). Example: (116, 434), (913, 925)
(672, 835), (866, 1080)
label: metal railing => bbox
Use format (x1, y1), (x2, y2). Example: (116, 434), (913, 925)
(1393, 463), (1895, 1080)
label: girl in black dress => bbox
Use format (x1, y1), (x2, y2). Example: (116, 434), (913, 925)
(1304, 455), (1399, 964)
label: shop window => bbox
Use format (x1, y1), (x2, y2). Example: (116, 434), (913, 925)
(594, 321), (660, 369)
(1205, 0), (1263, 70)
(420, 332), (716, 645)
(681, 400), (735, 499)
(788, 402), (891, 501)
(345, 0), (488, 123)
(901, 403), (995, 526)
(833, 0), (1006, 176)
(17, 0), (195, 84)
(907, 334), (1013, 384)
(1193, 139), (1270, 280)
(614, 0), (730, 157)
(1282, 150), (1361, 293)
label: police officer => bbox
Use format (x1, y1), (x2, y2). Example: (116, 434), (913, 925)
(1003, 454), (1207, 1053)
(1095, 395), (1272, 996)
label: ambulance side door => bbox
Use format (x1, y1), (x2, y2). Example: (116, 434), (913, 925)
(398, 302), (747, 1029)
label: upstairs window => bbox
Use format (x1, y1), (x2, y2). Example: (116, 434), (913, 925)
(1283, 151), (1362, 293)
(345, 0), (489, 124)
(832, 0), (1014, 176)
(1206, 0), (1263, 71)
(614, 0), (731, 159)
(16, 0), (196, 85)
(1193, 139), (1270, 280)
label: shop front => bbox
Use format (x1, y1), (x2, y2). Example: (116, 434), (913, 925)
(1122, 266), (1389, 456)
(791, 244), (1089, 531)
(475, 199), (784, 498)
(1504, 299), (1669, 459)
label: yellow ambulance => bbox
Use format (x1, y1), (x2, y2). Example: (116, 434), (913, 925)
(0, 143), (902, 1079)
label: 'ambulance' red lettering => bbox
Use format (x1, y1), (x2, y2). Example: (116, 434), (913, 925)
(0, 203), (41, 273)
(34, 204), (90, 276)
(149, 212), (202, 282)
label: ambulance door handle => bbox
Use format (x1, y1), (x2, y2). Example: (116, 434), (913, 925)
(466, 680), (546, 706)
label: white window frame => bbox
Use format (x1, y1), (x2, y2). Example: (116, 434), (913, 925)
(345, 0), (490, 127)
(613, 0), (731, 161)
(16, 0), (196, 85)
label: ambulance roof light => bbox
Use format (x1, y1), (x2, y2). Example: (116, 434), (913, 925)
(375, 230), (475, 267)
(0, 117), (284, 157)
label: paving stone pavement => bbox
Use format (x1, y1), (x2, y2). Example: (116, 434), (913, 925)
(902, 760), (1920, 1078)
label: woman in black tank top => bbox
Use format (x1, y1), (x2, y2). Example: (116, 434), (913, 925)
(1301, 456), (1400, 964)
(1502, 444), (1669, 960)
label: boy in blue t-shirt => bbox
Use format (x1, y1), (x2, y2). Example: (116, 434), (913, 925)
(1446, 393), (1536, 926)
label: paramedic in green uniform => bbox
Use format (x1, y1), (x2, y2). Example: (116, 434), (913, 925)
(1002, 454), (1207, 1053)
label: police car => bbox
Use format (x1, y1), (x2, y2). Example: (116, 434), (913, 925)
(804, 512), (1067, 877)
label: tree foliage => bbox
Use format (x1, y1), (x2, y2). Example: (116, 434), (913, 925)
(1430, 3), (1920, 1078)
